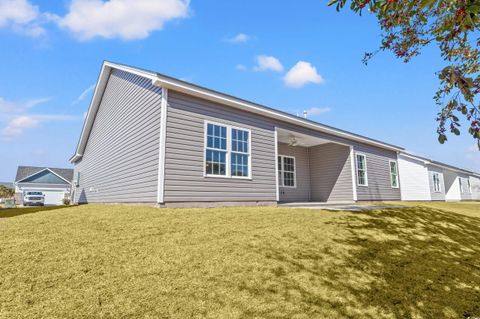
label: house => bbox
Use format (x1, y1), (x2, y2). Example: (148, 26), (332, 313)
(15, 166), (73, 206)
(398, 152), (480, 201)
(70, 61), (480, 206)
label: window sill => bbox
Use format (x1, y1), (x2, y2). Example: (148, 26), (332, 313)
(204, 175), (252, 181)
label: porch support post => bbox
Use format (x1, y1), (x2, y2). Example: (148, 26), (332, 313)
(349, 146), (358, 201)
(274, 127), (279, 202)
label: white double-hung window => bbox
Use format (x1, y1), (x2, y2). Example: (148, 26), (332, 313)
(355, 153), (368, 186)
(432, 173), (441, 192)
(278, 155), (296, 187)
(389, 160), (399, 188)
(231, 128), (250, 177)
(205, 122), (251, 178)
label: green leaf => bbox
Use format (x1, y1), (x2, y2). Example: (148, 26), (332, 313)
(438, 134), (447, 144)
(419, 0), (436, 8)
(466, 4), (480, 14)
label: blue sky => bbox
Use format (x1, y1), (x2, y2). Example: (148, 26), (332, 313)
(0, 0), (478, 182)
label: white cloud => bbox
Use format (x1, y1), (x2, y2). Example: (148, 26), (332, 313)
(0, 0), (48, 37)
(58, 0), (190, 40)
(1, 114), (78, 139)
(72, 84), (95, 104)
(235, 64), (247, 71)
(305, 107), (331, 116)
(225, 33), (250, 44)
(0, 96), (80, 140)
(253, 55), (284, 72)
(283, 61), (325, 88)
(0, 97), (51, 113)
(1, 115), (39, 137)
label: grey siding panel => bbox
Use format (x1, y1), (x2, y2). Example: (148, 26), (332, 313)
(353, 144), (401, 201)
(278, 143), (310, 202)
(163, 91), (277, 202)
(273, 123), (401, 201)
(73, 69), (162, 204)
(309, 143), (354, 202)
(427, 166), (446, 201)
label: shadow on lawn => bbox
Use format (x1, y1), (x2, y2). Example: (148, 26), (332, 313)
(0, 206), (68, 219)
(242, 207), (480, 318)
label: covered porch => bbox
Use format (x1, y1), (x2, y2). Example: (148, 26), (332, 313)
(275, 127), (357, 203)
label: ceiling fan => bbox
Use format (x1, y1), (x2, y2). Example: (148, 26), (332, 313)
(288, 136), (298, 147)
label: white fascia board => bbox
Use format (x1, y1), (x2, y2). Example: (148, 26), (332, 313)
(71, 61), (403, 163)
(151, 77), (403, 152)
(70, 62), (162, 163)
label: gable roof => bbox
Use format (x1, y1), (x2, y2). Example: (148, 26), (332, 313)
(70, 61), (405, 163)
(15, 166), (73, 183)
(70, 61), (479, 177)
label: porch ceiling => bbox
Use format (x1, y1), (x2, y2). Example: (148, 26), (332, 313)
(277, 128), (335, 147)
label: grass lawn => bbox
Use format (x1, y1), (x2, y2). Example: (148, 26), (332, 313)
(1, 203), (479, 318)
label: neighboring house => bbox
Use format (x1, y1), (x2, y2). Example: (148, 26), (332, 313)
(15, 166), (73, 206)
(70, 61), (480, 206)
(399, 152), (479, 201)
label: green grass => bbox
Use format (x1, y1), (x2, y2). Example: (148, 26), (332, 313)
(1, 203), (479, 318)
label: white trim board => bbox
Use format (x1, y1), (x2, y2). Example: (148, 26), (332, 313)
(71, 61), (405, 163)
(157, 87), (168, 204)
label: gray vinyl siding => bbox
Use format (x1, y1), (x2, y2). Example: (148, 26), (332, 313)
(73, 69), (162, 204)
(272, 125), (400, 201)
(278, 143), (310, 202)
(309, 143), (354, 202)
(163, 91), (277, 202)
(164, 91), (400, 203)
(353, 144), (401, 201)
(427, 166), (446, 201)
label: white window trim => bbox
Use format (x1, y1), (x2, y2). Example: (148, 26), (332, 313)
(278, 155), (297, 188)
(203, 120), (252, 179)
(467, 178), (472, 193)
(355, 153), (368, 187)
(389, 160), (399, 189)
(459, 178), (464, 193)
(432, 172), (442, 193)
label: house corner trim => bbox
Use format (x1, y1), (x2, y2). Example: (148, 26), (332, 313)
(157, 87), (169, 203)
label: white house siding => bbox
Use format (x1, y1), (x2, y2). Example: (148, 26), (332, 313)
(73, 69), (162, 204)
(277, 143), (311, 202)
(443, 170), (462, 201)
(470, 176), (480, 200)
(427, 166), (446, 201)
(309, 143), (354, 202)
(397, 155), (431, 201)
